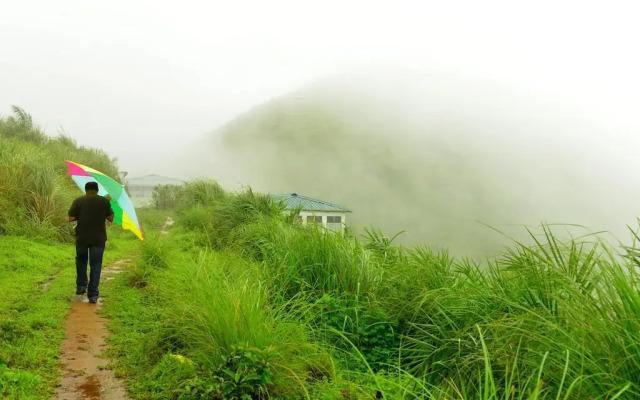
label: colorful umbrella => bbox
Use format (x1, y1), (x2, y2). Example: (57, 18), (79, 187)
(65, 160), (144, 241)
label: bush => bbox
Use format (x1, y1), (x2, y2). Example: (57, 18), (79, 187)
(314, 294), (398, 372)
(151, 184), (185, 210)
(178, 344), (277, 400)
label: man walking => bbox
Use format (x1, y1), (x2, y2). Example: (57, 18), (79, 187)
(68, 181), (114, 303)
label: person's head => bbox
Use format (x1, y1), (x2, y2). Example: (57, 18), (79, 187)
(85, 181), (99, 194)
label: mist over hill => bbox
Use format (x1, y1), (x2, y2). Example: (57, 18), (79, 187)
(177, 73), (639, 257)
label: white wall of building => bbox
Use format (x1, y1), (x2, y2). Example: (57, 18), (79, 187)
(298, 211), (348, 231)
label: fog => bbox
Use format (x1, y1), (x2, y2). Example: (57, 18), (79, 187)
(176, 72), (640, 256)
(2, 1), (640, 255)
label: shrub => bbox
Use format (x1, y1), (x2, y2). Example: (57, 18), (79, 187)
(178, 344), (277, 400)
(314, 294), (398, 372)
(151, 184), (185, 210)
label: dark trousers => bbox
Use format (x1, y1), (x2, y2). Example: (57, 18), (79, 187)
(75, 242), (105, 298)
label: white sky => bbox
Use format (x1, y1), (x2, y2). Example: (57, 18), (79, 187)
(1, 0), (639, 176)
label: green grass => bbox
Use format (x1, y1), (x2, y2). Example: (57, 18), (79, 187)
(3, 106), (640, 399)
(5, 178), (640, 399)
(0, 106), (138, 398)
(0, 228), (141, 399)
(0, 106), (120, 240)
(98, 189), (640, 399)
(0, 237), (73, 399)
(102, 233), (327, 399)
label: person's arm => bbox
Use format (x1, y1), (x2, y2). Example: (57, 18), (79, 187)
(105, 197), (115, 223)
(68, 199), (79, 222)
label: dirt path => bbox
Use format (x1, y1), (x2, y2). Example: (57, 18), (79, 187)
(55, 260), (132, 400)
(161, 216), (174, 235)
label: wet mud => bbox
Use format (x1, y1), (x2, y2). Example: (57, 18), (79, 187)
(55, 261), (131, 400)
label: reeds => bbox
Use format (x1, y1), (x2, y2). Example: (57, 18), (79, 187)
(163, 188), (640, 398)
(0, 107), (120, 240)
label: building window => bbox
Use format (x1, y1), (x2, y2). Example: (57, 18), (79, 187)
(327, 216), (342, 223)
(307, 215), (323, 223)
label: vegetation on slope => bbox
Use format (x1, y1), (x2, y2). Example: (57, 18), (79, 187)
(0, 238), (73, 399)
(3, 105), (640, 399)
(0, 106), (136, 399)
(103, 181), (640, 399)
(0, 106), (119, 240)
(189, 76), (622, 257)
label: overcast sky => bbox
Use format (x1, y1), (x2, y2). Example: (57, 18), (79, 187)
(1, 0), (639, 176)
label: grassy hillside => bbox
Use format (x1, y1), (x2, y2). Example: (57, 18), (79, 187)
(0, 106), (120, 241)
(0, 106), (136, 399)
(192, 75), (632, 257)
(3, 104), (640, 399)
(103, 181), (640, 399)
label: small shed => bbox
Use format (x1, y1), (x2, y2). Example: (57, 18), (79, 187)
(270, 193), (352, 231)
(126, 174), (184, 205)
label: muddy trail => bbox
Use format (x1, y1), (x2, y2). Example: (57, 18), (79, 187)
(55, 260), (132, 400)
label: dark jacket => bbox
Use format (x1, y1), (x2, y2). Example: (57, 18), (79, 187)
(68, 194), (114, 245)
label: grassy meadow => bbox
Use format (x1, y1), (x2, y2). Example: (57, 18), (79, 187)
(100, 182), (640, 399)
(2, 107), (640, 399)
(0, 107), (139, 398)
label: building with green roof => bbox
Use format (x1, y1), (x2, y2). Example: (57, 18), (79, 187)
(270, 193), (351, 231)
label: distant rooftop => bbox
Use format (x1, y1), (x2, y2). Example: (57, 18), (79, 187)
(270, 193), (351, 212)
(127, 174), (184, 186)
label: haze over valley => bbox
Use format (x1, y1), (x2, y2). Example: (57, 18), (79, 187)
(173, 72), (639, 256)
(3, 1), (640, 256)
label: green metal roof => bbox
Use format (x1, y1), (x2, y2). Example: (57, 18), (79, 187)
(126, 174), (184, 187)
(270, 193), (352, 212)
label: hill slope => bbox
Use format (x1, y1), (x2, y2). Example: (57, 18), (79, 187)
(189, 73), (637, 256)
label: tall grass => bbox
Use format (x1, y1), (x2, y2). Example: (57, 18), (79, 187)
(0, 106), (46, 144)
(182, 179), (226, 207)
(393, 227), (639, 398)
(0, 138), (74, 240)
(0, 106), (120, 241)
(117, 239), (328, 398)
(180, 187), (286, 249)
(233, 218), (377, 301)
(154, 187), (640, 399)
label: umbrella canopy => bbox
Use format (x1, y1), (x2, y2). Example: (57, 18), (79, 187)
(65, 160), (144, 241)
